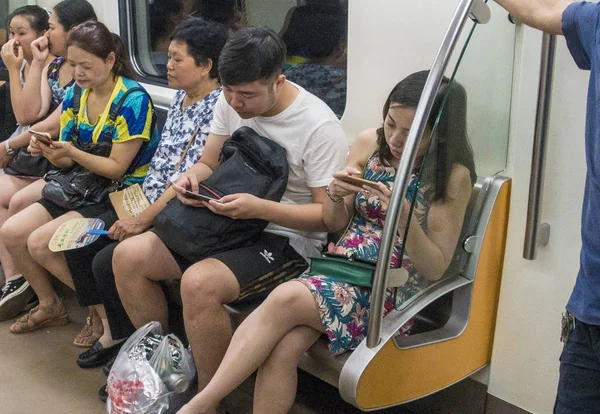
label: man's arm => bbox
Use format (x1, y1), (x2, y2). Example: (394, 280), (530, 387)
(494, 0), (575, 35)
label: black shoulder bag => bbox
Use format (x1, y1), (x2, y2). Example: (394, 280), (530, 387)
(153, 126), (289, 263)
(41, 86), (153, 210)
(2, 79), (57, 177)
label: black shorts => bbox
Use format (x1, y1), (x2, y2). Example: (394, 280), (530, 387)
(164, 231), (309, 302)
(37, 198), (113, 220)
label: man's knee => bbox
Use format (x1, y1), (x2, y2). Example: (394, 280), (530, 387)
(181, 260), (240, 311)
(113, 237), (151, 279)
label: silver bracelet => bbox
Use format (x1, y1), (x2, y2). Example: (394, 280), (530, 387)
(325, 185), (343, 203)
(5, 140), (15, 156)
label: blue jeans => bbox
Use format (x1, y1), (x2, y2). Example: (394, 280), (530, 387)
(554, 316), (600, 413)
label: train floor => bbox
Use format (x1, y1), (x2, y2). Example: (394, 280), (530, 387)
(0, 294), (414, 414)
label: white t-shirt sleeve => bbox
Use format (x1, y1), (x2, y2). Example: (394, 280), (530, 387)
(209, 91), (230, 136)
(303, 120), (349, 188)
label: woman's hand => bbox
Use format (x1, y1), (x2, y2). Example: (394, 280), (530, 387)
(40, 140), (72, 162)
(364, 182), (412, 232)
(108, 217), (151, 241)
(28, 132), (52, 156)
(30, 36), (50, 63)
(328, 167), (368, 201)
(1, 40), (24, 72)
(28, 135), (44, 157)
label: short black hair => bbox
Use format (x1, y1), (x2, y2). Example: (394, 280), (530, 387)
(282, 3), (346, 60)
(170, 17), (228, 80)
(218, 27), (286, 86)
(54, 0), (97, 31)
(8, 5), (49, 33)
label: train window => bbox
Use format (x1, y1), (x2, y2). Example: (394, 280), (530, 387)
(121, 0), (349, 119)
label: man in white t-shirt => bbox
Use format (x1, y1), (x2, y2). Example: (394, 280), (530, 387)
(112, 27), (348, 390)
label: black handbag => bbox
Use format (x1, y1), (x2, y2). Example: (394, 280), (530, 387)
(153, 126), (289, 263)
(41, 86), (154, 210)
(1, 80), (57, 176)
(4, 148), (57, 177)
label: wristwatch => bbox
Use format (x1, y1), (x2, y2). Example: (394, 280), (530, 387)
(5, 140), (15, 156)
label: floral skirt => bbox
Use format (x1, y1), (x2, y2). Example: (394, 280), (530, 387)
(297, 274), (412, 356)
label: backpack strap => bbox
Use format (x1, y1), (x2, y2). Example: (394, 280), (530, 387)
(71, 85), (83, 116)
(101, 86), (157, 176)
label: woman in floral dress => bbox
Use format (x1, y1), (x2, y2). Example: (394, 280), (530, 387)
(179, 70), (477, 414)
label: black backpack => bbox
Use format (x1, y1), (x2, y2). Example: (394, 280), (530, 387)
(153, 126), (289, 263)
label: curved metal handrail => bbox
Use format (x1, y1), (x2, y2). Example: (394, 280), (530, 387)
(367, 0), (486, 348)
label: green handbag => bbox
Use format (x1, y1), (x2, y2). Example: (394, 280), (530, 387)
(308, 253), (410, 288)
(308, 254), (376, 287)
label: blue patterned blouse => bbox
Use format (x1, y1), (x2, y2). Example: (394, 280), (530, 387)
(142, 88), (221, 203)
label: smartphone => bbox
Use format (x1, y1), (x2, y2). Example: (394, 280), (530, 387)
(184, 190), (221, 202)
(29, 129), (53, 145)
(341, 175), (380, 188)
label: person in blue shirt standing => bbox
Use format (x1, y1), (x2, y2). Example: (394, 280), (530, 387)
(495, 1), (600, 412)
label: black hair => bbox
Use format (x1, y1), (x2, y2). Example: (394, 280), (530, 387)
(219, 27), (285, 85)
(281, 3), (347, 61)
(149, 0), (183, 50)
(66, 20), (137, 80)
(8, 6), (50, 33)
(377, 70), (477, 202)
(53, 0), (97, 31)
(170, 17), (228, 80)
(193, 0), (236, 26)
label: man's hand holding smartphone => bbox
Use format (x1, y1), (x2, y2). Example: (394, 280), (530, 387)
(173, 174), (207, 208)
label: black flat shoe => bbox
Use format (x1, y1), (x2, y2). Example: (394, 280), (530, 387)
(99, 384), (108, 403)
(103, 354), (116, 377)
(77, 340), (123, 369)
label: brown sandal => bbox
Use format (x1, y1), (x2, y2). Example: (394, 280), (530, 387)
(9, 300), (69, 334)
(74, 309), (103, 348)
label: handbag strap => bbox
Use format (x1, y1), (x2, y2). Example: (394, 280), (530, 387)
(166, 125), (200, 189)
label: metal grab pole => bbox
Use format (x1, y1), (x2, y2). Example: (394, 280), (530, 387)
(523, 33), (555, 260)
(366, 0), (476, 348)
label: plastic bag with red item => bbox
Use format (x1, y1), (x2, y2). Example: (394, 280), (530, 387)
(106, 321), (195, 414)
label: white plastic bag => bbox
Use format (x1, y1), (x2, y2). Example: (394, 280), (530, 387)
(106, 322), (195, 414)
(149, 333), (195, 394)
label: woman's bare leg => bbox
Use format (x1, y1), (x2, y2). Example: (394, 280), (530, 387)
(253, 326), (321, 414)
(0, 177), (42, 280)
(1, 205), (79, 325)
(178, 281), (323, 413)
(27, 209), (85, 290)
